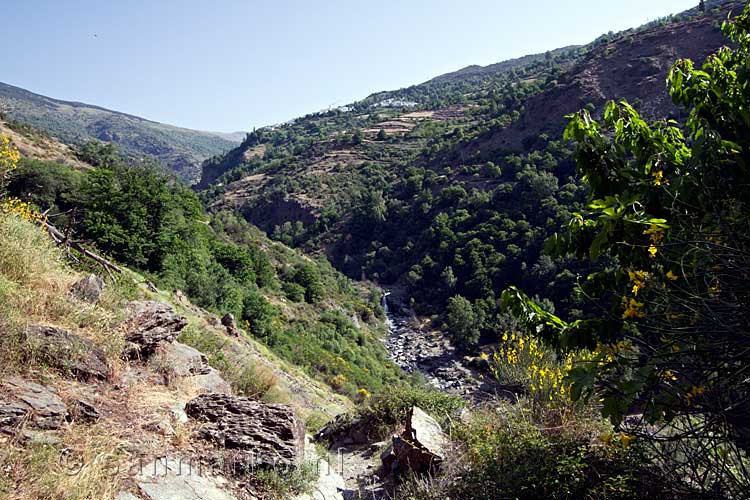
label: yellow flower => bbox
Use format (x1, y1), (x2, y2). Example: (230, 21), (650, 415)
(658, 369), (678, 382)
(652, 170), (665, 186)
(622, 297), (645, 319)
(621, 433), (636, 447)
(357, 388), (371, 400)
(666, 270), (678, 281)
(643, 224), (665, 244)
(648, 244), (658, 258)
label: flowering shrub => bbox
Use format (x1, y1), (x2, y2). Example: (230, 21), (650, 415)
(0, 135), (20, 191)
(0, 197), (45, 222)
(0, 136), (43, 222)
(491, 332), (576, 404)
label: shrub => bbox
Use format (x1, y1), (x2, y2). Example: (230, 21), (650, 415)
(400, 401), (693, 500)
(282, 281), (305, 302)
(445, 295), (480, 349)
(358, 385), (464, 436)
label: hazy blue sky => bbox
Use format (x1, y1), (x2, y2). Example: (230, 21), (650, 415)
(4, 0), (699, 132)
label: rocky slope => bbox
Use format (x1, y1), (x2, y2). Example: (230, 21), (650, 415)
(0, 229), (351, 499)
(0, 82), (243, 182)
(461, 6), (733, 156)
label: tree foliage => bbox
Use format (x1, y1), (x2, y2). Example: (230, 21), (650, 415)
(504, 7), (750, 494)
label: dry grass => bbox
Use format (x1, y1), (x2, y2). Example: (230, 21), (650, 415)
(0, 215), (126, 378)
(0, 422), (128, 500)
(0, 375), (206, 500)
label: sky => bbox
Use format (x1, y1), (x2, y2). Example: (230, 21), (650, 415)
(3, 0), (699, 133)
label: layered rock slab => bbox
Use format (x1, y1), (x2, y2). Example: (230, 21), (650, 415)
(186, 394), (305, 470)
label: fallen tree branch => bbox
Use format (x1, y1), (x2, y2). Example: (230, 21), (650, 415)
(40, 220), (123, 274)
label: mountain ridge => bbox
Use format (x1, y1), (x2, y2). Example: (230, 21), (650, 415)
(0, 81), (245, 182)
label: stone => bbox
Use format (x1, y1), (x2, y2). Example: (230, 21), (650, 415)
(385, 406), (449, 475)
(134, 457), (239, 500)
(124, 301), (188, 358)
(70, 274), (105, 304)
(313, 413), (370, 445)
(25, 324), (109, 381)
(20, 429), (63, 446)
(0, 401), (28, 428)
(0, 377), (69, 430)
(295, 435), (345, 500)
(220, 314), (240, 337)
(191, 369), (232, 395)
(116, 492), (142, 500)
(185, 393), (305, 470)
(294, 460), (346, 500)
(142, 419), (175, 436)
(73, 400), (101, 422)
(158, 342), (211, 377)
(170, 403), (189, 424)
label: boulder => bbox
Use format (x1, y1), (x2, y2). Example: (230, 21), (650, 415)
(124, 301), (188, 358)
(191, 370), (232, 395)
(154, 342), (231, 394)
(25, 324), (109, 381)
(0, 377), (69, 431)
(220, 314), (240, 337)
(72, 400), (100, 422)
(313, 413), (371, 445)
(384, 406), (449, 475)
(185, 394), (305, 470)
(70, 274), (105, 304)
(158, 342), (212, 377)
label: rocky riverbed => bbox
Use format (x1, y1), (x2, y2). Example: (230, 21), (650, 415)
(381, 293), (496, 399)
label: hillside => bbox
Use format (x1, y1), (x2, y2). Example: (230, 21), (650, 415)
(2, 1), (750, 498)
(199, 2), (740, 325)
(0, 82), (243, 182)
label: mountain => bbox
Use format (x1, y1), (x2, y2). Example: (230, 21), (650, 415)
(197, 1), (739, 325)
(0, 81), (244, 182)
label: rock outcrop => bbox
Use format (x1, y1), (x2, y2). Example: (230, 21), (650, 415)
(221, 313), (240, 337)
(185, 394), (305, 470)
(123, 301), (188, 358)
(70, 274), (105, 304)
(159, 342), (212, 376)
(25, 324), (109, 381)
(382, 406), (448, 475)
(156, 342), (232, 394)
(0, 377), (69, 433)
(314, 413), (371, 446)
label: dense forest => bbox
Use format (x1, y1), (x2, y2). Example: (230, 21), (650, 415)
(198, 2), (740, 354)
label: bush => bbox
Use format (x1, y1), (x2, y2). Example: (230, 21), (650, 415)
(358, 385), (464, 436)
(445, 295), (480, 350)
(282, 281), (305, 302)
(399, 401), (695, 500)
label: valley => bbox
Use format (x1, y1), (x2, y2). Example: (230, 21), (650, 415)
(1, 0), (749, 498)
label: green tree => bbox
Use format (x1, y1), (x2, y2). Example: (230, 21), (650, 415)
(445, 295), (480, 349)
(503, 7), (750, 494)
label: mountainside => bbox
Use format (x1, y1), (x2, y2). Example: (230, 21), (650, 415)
(199, 2), (740, 326)
(3, 1), (750, 498)
(0, 82), (243, 182)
